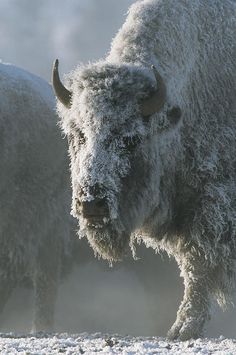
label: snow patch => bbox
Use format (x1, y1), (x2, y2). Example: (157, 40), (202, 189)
(0, 333), (236, 354)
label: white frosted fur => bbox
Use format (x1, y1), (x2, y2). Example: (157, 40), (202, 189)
(0, 61), (73, 332)
(57, 0), (236, 340)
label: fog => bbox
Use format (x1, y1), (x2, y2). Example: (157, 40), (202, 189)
(0, 0), (134, 80)
(0, 0), (235, 338)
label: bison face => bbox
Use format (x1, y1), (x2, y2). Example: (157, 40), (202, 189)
(55, 62), (179, 262)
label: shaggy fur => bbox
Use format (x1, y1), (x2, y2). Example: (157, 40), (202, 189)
(57, 0), (236, 340)
(0, 61), (73, 331)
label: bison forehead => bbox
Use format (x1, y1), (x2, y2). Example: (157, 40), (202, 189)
(76, 62), (154, 94)
(60, 62), (157, 136)
(69, 63), (156, 110)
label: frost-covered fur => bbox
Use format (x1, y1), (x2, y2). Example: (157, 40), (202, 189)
(0, 62), (73, 331)
(57, 0), (236, 340)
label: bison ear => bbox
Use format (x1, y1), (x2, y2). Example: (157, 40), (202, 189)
(52, 59), (72, 108)
(140, 66), (166, 117)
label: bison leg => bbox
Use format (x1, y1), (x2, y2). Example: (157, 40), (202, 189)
(32, 240), (60, 332)
(0, 279), (14, 327)
(167, 251), (211, 340)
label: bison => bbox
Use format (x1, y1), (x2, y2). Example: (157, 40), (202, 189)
(0, 61), (73, 331)
(53, 0), (236, 340)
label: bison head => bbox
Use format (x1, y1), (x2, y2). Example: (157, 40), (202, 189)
(53, 60), (180, 262)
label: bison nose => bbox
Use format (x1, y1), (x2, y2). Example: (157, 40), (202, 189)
(77, 198), (109, 218)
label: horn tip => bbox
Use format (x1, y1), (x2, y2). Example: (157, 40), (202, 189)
(53, 59), (59, 71)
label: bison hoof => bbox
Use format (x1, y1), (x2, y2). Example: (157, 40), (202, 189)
(167, 317), (204, 341)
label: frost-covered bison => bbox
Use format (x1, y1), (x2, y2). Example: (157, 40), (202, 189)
(0, 61), (72, 331)
(53, 0), (236, 340)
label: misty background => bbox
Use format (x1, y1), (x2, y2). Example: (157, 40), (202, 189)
(0, 0), (235, 338)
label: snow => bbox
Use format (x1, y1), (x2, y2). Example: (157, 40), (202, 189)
(0, 333), (236, 354)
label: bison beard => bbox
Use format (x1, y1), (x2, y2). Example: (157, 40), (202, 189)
(85, 225), (130, 262)
(54, 0), (236, 341)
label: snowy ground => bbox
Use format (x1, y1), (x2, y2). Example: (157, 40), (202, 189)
(0, 333), (236, 355)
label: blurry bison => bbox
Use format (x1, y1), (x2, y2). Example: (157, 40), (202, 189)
(0, 62), (73, 331)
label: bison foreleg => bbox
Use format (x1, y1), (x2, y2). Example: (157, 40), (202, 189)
(32, 240), (60, 333)
(168, 251), (211, 340)
(0, 278), (14, 328)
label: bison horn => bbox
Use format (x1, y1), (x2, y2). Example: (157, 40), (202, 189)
(52, 59), (72, 108)
(140, 65), (166, 117)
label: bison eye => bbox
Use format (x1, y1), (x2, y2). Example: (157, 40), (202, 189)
(77, 130), (86, 145)
(123, 135), (141, 151)
(167, 106), (182, 124)
(68, 130), (86, 148)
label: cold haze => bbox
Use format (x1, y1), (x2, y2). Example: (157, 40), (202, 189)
(0, 0), (236, 340)
(0, 0), (134, 80)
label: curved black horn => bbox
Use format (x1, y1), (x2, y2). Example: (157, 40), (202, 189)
(52, 59), (72, 108)
(140, 65), (166, 117)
